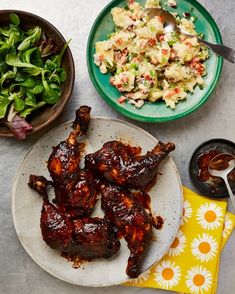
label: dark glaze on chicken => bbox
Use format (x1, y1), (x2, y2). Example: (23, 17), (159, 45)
(47, 106), (98, 217)
(85, 140), (175, 190)
(99, 182), (152, 278)
(29, 175), (120, 259)
(28, 105), (175, 278)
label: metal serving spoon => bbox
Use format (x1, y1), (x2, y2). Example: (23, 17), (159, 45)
(146, 8), (235, 63)
(208, 153), (235, 211)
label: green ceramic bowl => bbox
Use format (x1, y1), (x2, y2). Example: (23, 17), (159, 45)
(87, 0), (223, 123)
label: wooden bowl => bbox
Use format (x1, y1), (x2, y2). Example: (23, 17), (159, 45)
(0, 10), (75, 138)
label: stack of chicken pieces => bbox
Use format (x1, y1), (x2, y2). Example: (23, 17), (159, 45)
(28, 106), (175, 278)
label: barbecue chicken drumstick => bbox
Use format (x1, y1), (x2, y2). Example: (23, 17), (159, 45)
(48, 105), (91, 184)
(85, 140), (175, 190)
(28, 175), (73, 251)
(28, 175), (120, 259)
(47, 106), (98, 217)
(99, 182), (153, 278)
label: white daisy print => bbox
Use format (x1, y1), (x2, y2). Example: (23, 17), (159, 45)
(186, 266), (212, 294)
(191, 233), (218, 262)
(128, 268), (151, 285)
(155, 260), (181, 289)
(223, 214), (234, 239)
(196, 203), (223, 230)
(168, 230), (186, 257)
(182, 200), (193, 224)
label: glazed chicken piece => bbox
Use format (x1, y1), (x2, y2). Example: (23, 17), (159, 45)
(48, 105), (91, 185)
(71, 217), (120, 260)
(47, 106), (98, 217)
(28, 175), (120, 259)
(99, 182), (152, 278)
(28, 175), (73, 251)
(53, 169), (98, 217)
(85, 140), (175, 190)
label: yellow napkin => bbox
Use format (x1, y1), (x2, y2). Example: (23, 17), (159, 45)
(211, 211), (235, 294)
(124, 187), (235, 294)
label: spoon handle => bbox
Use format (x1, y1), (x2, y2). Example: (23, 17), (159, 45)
(223, 176), (235, 213)
(181, 31), (235, 63)
(199, 40), (235, 63)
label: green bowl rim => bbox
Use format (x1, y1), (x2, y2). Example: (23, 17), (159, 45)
(87, 0), (223, 123)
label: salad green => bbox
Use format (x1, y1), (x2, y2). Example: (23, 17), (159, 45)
(0, 13), (69, 139)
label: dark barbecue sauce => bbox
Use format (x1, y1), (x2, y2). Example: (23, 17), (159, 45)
(197, 150), (220, 182)
(197, 150), (235, 186)
(152, 215), (164, 230)
(210, 153), (234, 171)
(133, 190), (164, 230)
(61, 252), (87, 268)
(133, 190), (151, 210)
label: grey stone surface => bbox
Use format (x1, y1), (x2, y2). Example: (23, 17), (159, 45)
(0, 0), (234, 293)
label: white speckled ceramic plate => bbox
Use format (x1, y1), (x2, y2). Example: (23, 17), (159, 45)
(12, 117), (183, 287)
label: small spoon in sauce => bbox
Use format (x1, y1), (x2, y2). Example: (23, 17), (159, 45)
(208, 153), (235, 211)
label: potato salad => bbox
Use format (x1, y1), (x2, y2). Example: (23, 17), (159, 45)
(94, 0), (209, 109)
